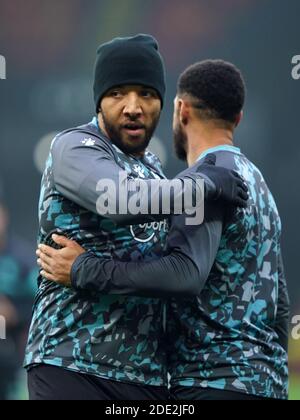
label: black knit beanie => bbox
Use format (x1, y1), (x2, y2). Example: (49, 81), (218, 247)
(93, 34), (166, 112)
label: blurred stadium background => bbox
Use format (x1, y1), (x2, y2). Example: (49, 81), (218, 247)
(0, 0), (299, 400)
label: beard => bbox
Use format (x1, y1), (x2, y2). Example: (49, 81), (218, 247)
(173, 121), (188, 161)
(101, 111), (159, 155)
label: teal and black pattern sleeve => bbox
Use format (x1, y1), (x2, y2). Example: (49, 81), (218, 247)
(51, 131), (206, 225)
(71, 204), (223, 298)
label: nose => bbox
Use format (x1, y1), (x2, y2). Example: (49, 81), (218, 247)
(123, 92), (143, 118)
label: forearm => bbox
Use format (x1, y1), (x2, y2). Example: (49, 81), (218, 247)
(71, 207), (223, 298)
(52, 139), (206, 225)
(71, 251), (202, 298)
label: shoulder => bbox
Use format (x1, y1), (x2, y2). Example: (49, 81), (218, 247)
(50, 122), (114, 157)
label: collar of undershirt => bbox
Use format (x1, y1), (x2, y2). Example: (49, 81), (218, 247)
(196, 145), (242, 162)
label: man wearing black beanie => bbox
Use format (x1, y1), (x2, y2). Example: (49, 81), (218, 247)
(93, 35), (165, 157)
(26, 35), (248, 400)
(94, 34), (166, 112)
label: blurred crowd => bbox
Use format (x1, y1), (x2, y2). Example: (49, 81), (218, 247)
(0, 182), (37, 400)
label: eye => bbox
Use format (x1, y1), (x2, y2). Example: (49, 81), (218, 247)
(109, 90), (123, 98)
(141, 90), (157, 99)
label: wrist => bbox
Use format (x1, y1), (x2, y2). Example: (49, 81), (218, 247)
(70, 251), (92, 290)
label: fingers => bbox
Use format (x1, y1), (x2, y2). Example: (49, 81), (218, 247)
(232, 172), (249, 208)
(238, 181), (249, 193)
(37, 258), (52, 273)
(231, 171), (248, 192)
(36, 244), (73, 288)
(38, 244), (57, 257)
(234, 197), (248, 208)
(36, 251), (53, 274)
(37, 235), (73, 257)
(36, 248), (57, 275)
(40, 270), (58, 282)
(36, 249), (52, 265)
(238, 189), (249, 201)
(52, 234), (74, 248)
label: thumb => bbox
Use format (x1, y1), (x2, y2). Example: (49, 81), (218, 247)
(52, 234), (73, 248)
(203, 153), (216, 166)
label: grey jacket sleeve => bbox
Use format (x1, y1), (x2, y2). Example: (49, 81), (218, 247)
(274, 252), (290, 352)
(70, 204), (223, 297)
(51, 132), (206, 225)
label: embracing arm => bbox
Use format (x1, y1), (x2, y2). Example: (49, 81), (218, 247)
(70, 205), (223, 298)
(52, 133), (247, 225)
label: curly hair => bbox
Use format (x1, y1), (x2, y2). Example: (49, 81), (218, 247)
(177, 60), (246, 123)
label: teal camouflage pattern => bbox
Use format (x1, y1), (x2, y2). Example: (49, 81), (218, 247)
(168, 146), (289, 399)
(24, 120), (169, 386)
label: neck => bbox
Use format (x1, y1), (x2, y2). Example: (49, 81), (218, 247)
(186, 122), (234, 167)
(97, 114), (108, 137)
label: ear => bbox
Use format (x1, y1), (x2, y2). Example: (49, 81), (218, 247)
(235, 111), (243, 127)
(179, 99), (190, 126)
(175, 96), (182, 113)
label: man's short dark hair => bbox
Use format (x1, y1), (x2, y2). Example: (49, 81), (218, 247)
(178, 59), (246, 124)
